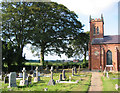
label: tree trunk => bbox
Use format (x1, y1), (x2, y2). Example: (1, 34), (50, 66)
(40, 48), (44, 66)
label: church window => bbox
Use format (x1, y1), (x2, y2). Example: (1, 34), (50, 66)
(107, 50), (112, 65)
(97, 27), (99, 35)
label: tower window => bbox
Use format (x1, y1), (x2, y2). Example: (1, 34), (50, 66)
(97, 27), (99, 35)
(93, 27), (96, 35)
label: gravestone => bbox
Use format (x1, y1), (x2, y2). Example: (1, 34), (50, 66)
(18, 73), (23, 78)
(106, 72), (109, 78)
(59, 74), (62, 81)
(62, 70), (66, 80)
(48, 66), (55, 85)
(72, 68), (74, 76)
(4, 76), (9, 83)
(8, 72), (17, 88)
(74, 67), (77, 74)
(103, 67), (106, 76)
(69, 76), (71, 82)
(34, 66), (40, 82)
(78, 65), (81, 72)
(19, 67), (28, 86)
(27, 75), (32, 84)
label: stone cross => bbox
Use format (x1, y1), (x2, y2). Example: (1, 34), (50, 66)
(34, 66), (40, 82)
(59, 74), (62, 81)
(22, 67), (26, 81)
(8, 72), (17, 88)
(47, 66), (55, 85)
(72, 68), (74, 76)
(19, 67), (28, 86)
(50, 66), (53, 80)
(62, 70), (66, 80)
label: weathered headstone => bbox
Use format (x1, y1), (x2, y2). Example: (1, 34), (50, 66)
(106, 72), (109, 78)
(69, 76), (71, 82)
(59, 74), (62, 81)
(8, 72), (17, 88)
(34, 66), (40, 82)
(27, 75), (32, 84)
(72, 68), (74, 76)
(74, 67), (77, 74)
(103, 67), (106, 76)
(19, 67), (28, 86)
(48, 66), (55, 85)
(18, 73), (23, 78)
(62, 70), (66, 80)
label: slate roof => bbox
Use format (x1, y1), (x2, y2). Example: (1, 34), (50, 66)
(92, 35), (120, 44)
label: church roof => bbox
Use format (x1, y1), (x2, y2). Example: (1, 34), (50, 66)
(92, 35), (120, 44)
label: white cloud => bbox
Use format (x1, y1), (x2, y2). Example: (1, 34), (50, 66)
(52, 0), (119, 15)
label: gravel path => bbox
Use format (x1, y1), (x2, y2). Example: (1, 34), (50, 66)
(88, 72), (103, 92)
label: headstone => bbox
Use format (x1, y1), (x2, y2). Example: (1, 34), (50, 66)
(19, 67), (28, 86)
(62, 70), (66, 80)
(18, 73), (23, 78)
(59, 74), (62, 81)
(48, 66), (55, 85)
(34, 66), (40, 82)
(74, 67), (77, 74)
(69, 76), (71, 82)
(110, 67), (112, 72)
(27, 75), (32, 84)
(4, 76), (9, 83)
(44, 88), (48, 91)
(38, 72), (40, 76)
(103, 67), (106, 76)
(72, 68), (74, 76)
(106, 72), (109, 78)
(8, 72), (17, 88)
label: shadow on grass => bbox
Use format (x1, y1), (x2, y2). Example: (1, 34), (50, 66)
(17, 80), (45, 88)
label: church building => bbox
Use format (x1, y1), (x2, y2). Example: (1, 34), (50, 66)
(88, 14), (120, 71)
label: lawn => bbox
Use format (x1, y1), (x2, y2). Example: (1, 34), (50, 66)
(1, 69), (91, 92)
(101, 72), (119, 91)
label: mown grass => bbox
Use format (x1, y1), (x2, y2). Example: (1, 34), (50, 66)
(101, 72), (119, 91)
(1, 70), (91, 92)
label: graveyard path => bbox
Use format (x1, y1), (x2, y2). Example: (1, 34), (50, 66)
(88, 72), (103, 92)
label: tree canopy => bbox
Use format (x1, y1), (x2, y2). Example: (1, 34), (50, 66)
(2, 2), (83, 67)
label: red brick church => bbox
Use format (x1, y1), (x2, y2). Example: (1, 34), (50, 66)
(88, 14), (120, 71)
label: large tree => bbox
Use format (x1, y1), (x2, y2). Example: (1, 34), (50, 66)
(2, 2), (33, 67)
(29, 2), (83, 66)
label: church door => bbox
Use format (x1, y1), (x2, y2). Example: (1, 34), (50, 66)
(107, 50), (112, 65)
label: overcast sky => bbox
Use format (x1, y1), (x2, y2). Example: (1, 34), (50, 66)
(4, 0), (118, 60)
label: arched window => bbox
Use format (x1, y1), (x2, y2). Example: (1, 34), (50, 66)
(97, 27), (99, 34)
(107, 50), (112, 65)
(93, 27), (96, 35)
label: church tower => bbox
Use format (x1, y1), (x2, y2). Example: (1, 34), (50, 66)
(89, 14), (104, 42)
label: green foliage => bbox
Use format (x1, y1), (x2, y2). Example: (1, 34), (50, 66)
(71, 31), (90, 61)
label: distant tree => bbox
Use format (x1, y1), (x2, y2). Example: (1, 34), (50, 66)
(29, 2), (83, 66)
